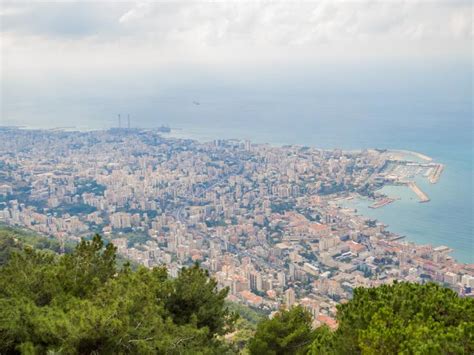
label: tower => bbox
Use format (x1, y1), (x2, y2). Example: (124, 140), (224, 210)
(127, 114), (130, 129)
(118, 114), (121, 128)
(285, 287), (296, 309)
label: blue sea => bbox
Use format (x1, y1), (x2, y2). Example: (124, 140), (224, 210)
(2, 83), (473, 263)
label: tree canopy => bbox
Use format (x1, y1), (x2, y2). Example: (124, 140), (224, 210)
(0, 234), (236, 354)
(247, 305), (315, 355)
(321, 281), (474, 354)
(0, 225), (69, 265)
(247, 282), (474, 355)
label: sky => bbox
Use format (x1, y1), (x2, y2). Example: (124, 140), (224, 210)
(0, 0), (472, 128)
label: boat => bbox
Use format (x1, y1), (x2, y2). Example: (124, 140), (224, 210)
(157, 125), (171, 133)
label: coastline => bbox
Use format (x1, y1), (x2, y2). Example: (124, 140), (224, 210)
(0, 126), (442, 160)
(1, 125), (471, 263)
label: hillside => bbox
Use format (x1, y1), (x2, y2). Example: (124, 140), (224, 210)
(0, 224), (72, 265)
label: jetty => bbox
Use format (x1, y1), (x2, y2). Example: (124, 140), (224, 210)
(428, 164), (444, 184)
(407, 182), (430, 203)
(388, 235), (405, 242)
(369, 197), (396, 209)
(410, 151), (433, 162)
(389, 149), (433, 162)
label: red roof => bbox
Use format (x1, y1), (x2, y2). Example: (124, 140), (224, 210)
(317, 315), (338, 330)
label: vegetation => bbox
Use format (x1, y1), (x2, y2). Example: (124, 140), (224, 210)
(0, 233), (236, 354)
(0, 226), (473, 354)
(0, 224), (74, 265)
(320, 282), (474, 354)
(247, 282), (474, 355)
(224, 301), (268, 352)
(111, 231), (151, 248)
(226, 302), (267, 327)
(248, 305), (315, 355)
(58, 203), (98, 215)
(270, 201), (295, 214)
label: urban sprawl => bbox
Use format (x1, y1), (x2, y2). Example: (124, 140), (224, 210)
(1, 127), (473, 329)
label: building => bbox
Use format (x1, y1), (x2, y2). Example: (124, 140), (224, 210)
(285, 287), (296, 309)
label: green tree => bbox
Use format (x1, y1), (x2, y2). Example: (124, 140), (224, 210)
(0, 225), (68, 266)
(247, 305), (315, 355)
(0, 233), (21, 265)
(307, 326), (337, 355)
(308, 281), (474, 354)
(58, 234), (117, 298)
(0, 233), (237, 354)
(164, 263), (237, 336)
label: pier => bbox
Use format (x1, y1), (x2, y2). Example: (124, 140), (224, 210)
(407, 182), (430, 203)
(388, 235), (405, 242)
(369, 197), (396, 209)
(428, 164), (444, 184)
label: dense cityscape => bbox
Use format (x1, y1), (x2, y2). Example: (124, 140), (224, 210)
(1, 127), (473, 329)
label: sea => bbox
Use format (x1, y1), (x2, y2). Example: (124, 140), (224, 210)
(2, 88), (473, 263)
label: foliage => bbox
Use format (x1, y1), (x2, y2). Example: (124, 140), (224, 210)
(224, 302), (268, 352)
(112, 231), (151, 248)
(228, 318), (256, 353)
(226, 301), (267, 328)
(248, 282), (474, 355)
(308, 281), (474, 354)
(0, 224), (74, 265)
(75, 179), (106, 196)
(247, 305), (315, 355)
(165, 263), (237, 336)
(59, 203), (98, 215)
(270, 202), (295, 214)
(0, 233), (237, 354)
(0, 231), (22, 265)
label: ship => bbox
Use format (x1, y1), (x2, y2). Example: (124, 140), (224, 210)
(157, 125), (171, 133)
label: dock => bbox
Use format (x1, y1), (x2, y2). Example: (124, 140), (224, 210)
(407, 182), (430, 202)
(369, 197), (396, 209)
(388, 235), (405, 241)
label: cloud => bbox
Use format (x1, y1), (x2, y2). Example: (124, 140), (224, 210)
(2, 0), (472, 43)
(0, 1), (127, 38)
(109, 0), (473, 45)
(119, 1), (152, 24)
(0, 0), (471, 80)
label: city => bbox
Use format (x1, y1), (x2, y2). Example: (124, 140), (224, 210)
(1, 126), (472, 329)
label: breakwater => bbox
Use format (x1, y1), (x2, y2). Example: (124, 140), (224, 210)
(407, 182), (430, 203)
(428, 164), (444, 184)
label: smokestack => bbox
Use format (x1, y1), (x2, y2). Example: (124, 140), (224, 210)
(118, 114), (121, 128)
(127, 114), (130, 129)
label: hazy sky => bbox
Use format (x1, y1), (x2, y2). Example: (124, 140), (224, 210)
(0, 1), (472, 127)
